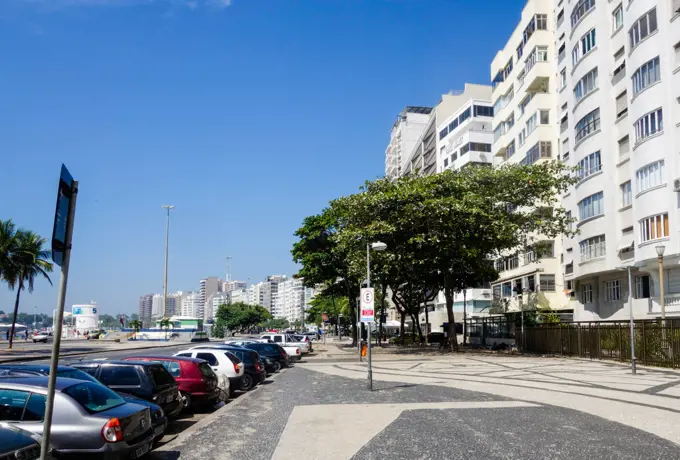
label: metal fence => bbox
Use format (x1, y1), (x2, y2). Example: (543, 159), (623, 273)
(523, 320), (680, 369)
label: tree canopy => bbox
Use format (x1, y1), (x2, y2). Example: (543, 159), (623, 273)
(291, 162), (576, 350)
(213, 302), (273, 338)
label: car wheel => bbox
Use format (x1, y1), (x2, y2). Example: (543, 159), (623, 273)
(241, 374), (254, 391)
(180, 391), (192, 410)
(272, 361), (281, 373)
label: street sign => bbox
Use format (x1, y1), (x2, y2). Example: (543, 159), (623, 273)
(360, 288), (375, 323)
(51, 164), (74, 267)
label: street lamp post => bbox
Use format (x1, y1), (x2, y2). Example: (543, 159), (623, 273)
(162, 205), (175, 319)
(656, 244), (667, 349)
(617, 265), (637, 374)
(366, 241), (387, 391)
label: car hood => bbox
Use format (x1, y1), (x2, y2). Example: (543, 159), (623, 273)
(0, 424), (40, 453)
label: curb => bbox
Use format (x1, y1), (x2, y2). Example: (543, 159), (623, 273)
(153, 367), (290, 453)
(0, 341), (190, 364)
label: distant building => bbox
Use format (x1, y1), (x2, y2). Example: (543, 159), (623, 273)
(181, 292), (200, 317)
(385, 106), (433, 179)
(225, 280), (247, 292)
(230, 288), (249, 304)
(138, 294), (153, 325)
(199, 277), (223, 322)
(210, 292), (231, 317)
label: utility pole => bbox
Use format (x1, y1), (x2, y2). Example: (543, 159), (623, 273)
(162, 205), (175, 318)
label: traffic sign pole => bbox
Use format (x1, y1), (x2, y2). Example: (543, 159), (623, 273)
(42, 169), (78, 460)
(366, 244), (373, 391)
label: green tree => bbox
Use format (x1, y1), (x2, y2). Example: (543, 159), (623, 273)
(129, 319), (143, 333)
(214, 302), (272, 335)
(262, 318), (289, 330)
(4, 229), (53, 349)
(159, 317), (172, 339)
(212, 322), (225, 339)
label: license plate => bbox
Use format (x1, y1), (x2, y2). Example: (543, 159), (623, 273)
(134, 443), (150, 458)
(154, 425), (164, 437)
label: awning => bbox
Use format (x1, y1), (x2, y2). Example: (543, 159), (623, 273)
(617, 238), (634, 252)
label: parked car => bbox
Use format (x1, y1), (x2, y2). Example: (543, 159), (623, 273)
(0, 376), (154, 459)
(226, 339), (302, 362)
(292, 334), (314, 352)
(174, 349), (244, 395)
(121, 356), (220, 410)
(189, 345), (266, 390)
(0, 364), (167, 445)
(226, 341), (291, 371)
(69, 360), (182, 419)
(260, 333), (309, 354)
(32, 332), (52, 343)
(0, 422), (41, 460)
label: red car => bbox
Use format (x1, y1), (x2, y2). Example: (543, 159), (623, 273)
(123, 356), (220, 410)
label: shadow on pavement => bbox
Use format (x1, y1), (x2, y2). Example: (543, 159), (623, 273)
(372, 383), (420, 392)
(149, 450), (181, 459)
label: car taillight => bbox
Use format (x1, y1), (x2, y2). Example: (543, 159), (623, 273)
(255, 363), (261, 372)
(280, 350), (286, 358)
(296, 349), (300, 355)
(101, 418), (123, 443)
(233, 362), (240, 373)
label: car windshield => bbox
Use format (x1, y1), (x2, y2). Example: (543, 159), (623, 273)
(56, 368), (100, 383)
(62, 382), (126, 414)
(197, 363), (214, 378)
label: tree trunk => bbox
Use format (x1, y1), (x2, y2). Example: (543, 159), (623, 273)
(424, 304), (430, 345)
(350, 298), (358, 347)
(399, 310), (406, 345)
(8, 279), (22, 350)
(463, 289), (467, 346)
(445, 286), (459, 352)
(412, 313), (423, 342)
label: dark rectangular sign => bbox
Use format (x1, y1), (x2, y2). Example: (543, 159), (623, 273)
(51, 164), (74, 267)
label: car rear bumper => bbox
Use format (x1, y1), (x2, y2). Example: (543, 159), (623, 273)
(162, 399), (182, 418)
(191, 388), (220, 403)
(56, 431), (154, 460)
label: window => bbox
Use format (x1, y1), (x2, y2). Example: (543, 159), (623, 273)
(635, 275), (651, 299)
(640, 213), (669, 242)
(444, 158), (449, 168)
(566, 211), (573, 231)
(574, 67), (598, 103)
(580, 234), (606, 261)
(620, 181), (632, 207)
(618, 135), (630, 157)
(560, 69), (567, 89)
(439, 127), (448, 140)
(492, 285), (501, 299)
(539, 274), (556, 292)
(474, 105), (494, 117)
(613, 4), (623, 31)
(632, 57), (661, 96)
(506, 140), (516, 159)
(578, 191), (604, 220)
(519, 93), (533, 115)
(0, 389), (30, 421)
(636, 160), (665, 193)
(634, 108), (663, 144)
(502, 282), (512, 297)
(577, 151), (601, 180)
(582, 284), (593, 303)
(526, 112), (538, 134)
(99, 366), (141, 386)
(571, 0), (595, 27)
(458, 107), (471, 125)
(23, 393), (46, 422)
(629, 8), (657, 50)
(525, 46), (548, 74)
(521, 141), (552, 165)
(494, 124), (502, 142)
(616, 91), (628, 119)
(675, 42), (680, 69)
(155, 360), (181, 377)
(540, 110), (550, 124)
(605, 280), (622, 302)
(572, 28), (596, 66)
(196, 352), (219, 365)
(449, 118), (459, 132)
(62, 382), (125, 414)
(575, 108), (600, 142)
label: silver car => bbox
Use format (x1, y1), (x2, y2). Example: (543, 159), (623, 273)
(0, 376), (154, 459)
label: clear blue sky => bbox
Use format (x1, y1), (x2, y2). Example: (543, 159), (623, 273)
(0, 0), (526, 316)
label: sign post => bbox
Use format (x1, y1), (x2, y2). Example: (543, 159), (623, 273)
(42, 165), (78, 460)
(361, 287), (375, 390)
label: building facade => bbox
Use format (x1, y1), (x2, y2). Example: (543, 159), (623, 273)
(181, 292), (200, 318)
(138, 294), (153, 325)
(199, 277), (223, 322)
(557, 0), (680, 321)
(489, 1), (567, 316)
(385, 107), (433, 179)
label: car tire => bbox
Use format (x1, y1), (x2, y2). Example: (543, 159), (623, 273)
(180, 391), (192, 410)
(272, 361), (281, 373)
(241, 374), (254, 391)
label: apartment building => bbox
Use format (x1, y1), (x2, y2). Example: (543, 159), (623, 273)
(557, 0), (680, 321)
(436, 84), (495, 173)
(385, 107), (433, 179)
(275, 278), (307, 323)
(199, 277), (223, 322)
(138, 294), (153, 325)
(490, 1), (567, 315)
(181, 292), (200, 317)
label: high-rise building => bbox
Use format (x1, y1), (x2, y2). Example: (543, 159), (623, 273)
(138, 294), (153, 325)
(385, 106), (433, 179)
(199, 277), (223, 322)
(556, 0), (680, 321)
(151, 294), (164, 318)
(275, 278), (307, 322)
(489, 1), (565, 315)
(225, 280), (247, 292)
(181, 292), (200, 317)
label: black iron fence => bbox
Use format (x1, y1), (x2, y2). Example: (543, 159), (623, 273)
(523, 320), (680, 369)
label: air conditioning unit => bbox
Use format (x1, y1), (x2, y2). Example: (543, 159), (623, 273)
(674, 178), (680, 192)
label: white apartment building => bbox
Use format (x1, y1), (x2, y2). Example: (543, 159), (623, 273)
(385, 106), (433, 179)
(557, 0), (680, 321)
(275, 278), (306, 323)
(490, 1), (567, 315)
(230, 288), (249, 304)
(210, 292), (230, 315)
(181, 292), (200, 317)
(436, 84), (495, 173)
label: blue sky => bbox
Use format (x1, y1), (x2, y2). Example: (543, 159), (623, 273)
(0, 0), (527, 316)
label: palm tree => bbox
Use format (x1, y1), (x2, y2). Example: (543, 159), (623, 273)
(0, 220), (17, 282)
(159, 317), (172, 340)
(128, 319), (142, 333)
(5, 230), (53, 349)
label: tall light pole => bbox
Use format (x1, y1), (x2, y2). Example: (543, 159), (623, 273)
(366, 241), (387, 391)
(617, 265), (637, 374)
(162, 205), (175, 318)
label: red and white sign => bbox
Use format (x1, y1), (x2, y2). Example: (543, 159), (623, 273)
(360, 288), (375, 323)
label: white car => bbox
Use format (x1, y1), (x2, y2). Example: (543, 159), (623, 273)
(175, 349), (244, 396)
(260, 334), (309, 354)
(225, 339), (302, 362)
(32, 332), (52, 343)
